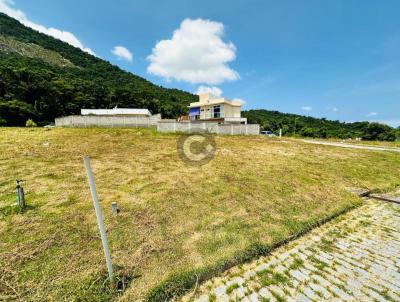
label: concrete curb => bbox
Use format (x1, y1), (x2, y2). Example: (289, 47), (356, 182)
(369, 194), (400, 204)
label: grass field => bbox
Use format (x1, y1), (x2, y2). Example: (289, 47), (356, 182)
(0, 128), (399, 301)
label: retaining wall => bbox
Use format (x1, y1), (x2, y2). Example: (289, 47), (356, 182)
(157, 121), (260, 135)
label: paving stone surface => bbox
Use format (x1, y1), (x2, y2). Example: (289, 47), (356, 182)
(180, 199), (400, 302)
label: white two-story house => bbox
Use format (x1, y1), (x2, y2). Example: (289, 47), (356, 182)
(188, 93), (247, 124)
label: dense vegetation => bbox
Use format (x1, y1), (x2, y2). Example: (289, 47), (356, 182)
(0, 13), (197, 126)
(243, 110), (399, 141)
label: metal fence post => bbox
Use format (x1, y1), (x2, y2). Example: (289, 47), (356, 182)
(83, 156), (114, 283)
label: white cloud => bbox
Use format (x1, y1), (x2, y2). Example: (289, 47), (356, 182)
(0, 0), (95, 55)
(147, 18), (239, 85)
(195, 86), (245, 105)
(196, 86), (223, 96)
(111, 46), (133, 62)
(367, 112), (378, 117)
(331, 107), (339, 112)
(301, 106), (312, 111)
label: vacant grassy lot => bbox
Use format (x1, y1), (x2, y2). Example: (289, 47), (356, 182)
(0, 128), (399, 301)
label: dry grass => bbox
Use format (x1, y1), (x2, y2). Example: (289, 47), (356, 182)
(0, 127), (399, 301)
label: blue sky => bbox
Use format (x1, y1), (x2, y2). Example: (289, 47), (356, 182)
(2, 0), (399, 126)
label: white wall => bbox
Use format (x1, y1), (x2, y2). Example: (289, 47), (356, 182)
(157, 121), (259, 135)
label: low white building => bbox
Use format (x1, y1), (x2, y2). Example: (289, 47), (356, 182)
(81, 108), (152, 117)
(55, 107), (161, 127)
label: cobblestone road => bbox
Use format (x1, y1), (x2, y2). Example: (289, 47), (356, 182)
(181, 199), (400, 302)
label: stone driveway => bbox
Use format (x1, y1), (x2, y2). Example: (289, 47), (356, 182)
(181, 199), (400, 302)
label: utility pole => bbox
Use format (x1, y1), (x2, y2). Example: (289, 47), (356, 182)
(294, 117), (299, 137)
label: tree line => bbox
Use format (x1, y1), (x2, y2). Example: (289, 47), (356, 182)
(242, 110), (399, 141)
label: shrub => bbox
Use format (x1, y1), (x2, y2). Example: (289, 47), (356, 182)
(25, 119), (37, 127)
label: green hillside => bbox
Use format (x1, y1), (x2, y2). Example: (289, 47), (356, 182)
(0, 35), (76, 68)
(243, 109), (399, 141)
(0, 13), (197, 126)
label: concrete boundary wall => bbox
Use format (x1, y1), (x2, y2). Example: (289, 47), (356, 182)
(56, 116), (260, 135)
(157, 121), (260, 135)
(55, 115), (160, 128)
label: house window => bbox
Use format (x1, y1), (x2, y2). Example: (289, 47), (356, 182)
(212, 105), (223, 118)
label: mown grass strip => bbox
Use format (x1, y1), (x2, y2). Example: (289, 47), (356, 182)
(145, 202), (361, 301)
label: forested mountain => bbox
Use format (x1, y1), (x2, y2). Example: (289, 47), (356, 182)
(243, 110), (399, 141)
(0, 13), (197, 126)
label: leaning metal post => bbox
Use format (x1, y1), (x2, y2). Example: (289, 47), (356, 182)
(83, 156), (114, 283)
